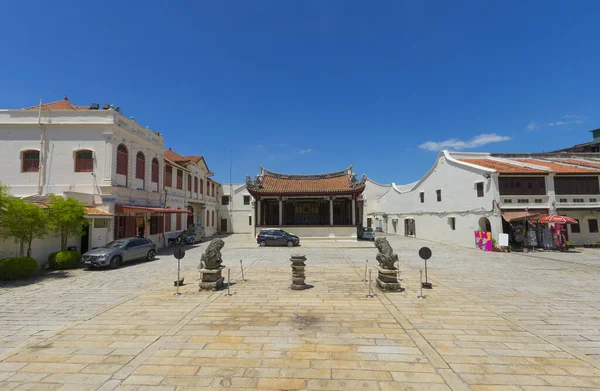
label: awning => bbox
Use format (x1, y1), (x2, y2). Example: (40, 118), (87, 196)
(115, 205), (191, 214)
(502, 211), (544, 222)
(85, 206), (112, 217)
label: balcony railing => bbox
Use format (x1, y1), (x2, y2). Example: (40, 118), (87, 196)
(555, 195), (600, 208)
(500, 195), (549, 208)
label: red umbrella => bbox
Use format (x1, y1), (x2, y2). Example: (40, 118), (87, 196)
(539, 215), (578, 224)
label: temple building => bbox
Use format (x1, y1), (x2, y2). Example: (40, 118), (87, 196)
(243, 166), (367, 237)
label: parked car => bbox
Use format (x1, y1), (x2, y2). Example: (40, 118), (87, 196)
(167, 229), (199, 246)
(257, 229), (300, 247)
(358, 226), (375, 241)
(82, 238), (157, 268)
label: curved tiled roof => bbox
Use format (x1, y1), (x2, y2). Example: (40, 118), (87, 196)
(458, 159), (547, 174)
(515, 159), (599, 174)
(247, 167), (366, 195)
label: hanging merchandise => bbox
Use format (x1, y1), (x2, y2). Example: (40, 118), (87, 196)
(541, 224), (553, 250)
(527, 227), (538, 247)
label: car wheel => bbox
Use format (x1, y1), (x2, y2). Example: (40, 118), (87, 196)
(286, 240), (294, 248)
(259, 240), (267, 247)
(168, 239), (175, 247)
(146, 250), (156, 261)
(110, 255), (122, 269)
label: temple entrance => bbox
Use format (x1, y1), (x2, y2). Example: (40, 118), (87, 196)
(259, 198), (353, 226)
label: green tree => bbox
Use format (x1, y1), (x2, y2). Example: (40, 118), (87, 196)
(47, 195), (88, 251)
(0, 181), (10, 224)
(2, 199), (48, 257)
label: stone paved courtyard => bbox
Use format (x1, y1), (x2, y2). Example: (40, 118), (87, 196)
(1, 234), (600, 390)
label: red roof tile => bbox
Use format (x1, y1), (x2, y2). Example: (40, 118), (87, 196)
(556, 159), (600, 169)
(84, 206), (112, 216)
(23, 97), (91, 111)
(459, 159), (547, 174)
(515, 159), (599, 174)
(247, 167), (366, 195)
(185, 156), (204, 163)
(164, 149), (188, 163)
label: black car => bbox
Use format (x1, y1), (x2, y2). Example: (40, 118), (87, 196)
(257, 229), (300, 247)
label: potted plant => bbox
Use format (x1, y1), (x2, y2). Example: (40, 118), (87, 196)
(584, 242), (590, 248)
(565, 240), (575, 251)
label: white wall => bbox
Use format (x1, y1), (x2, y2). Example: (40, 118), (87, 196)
(0, 234), (80, 267)
(377, 151), (503, 247)
(221, 184), (254, 234)
(361, 178), (392, 225)
(561, 210), (600, 245)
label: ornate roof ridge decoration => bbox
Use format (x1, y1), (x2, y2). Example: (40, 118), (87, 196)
(258, 164), (354, 180)
(350, 173), (368, 189)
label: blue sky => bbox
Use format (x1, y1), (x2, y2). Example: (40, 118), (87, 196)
(1, 1), (599, 185)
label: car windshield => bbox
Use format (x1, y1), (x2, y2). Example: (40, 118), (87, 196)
(102, 240), (129, 249)
(363, 228), (373, 232)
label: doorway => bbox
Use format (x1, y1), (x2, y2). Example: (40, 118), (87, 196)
(392, 219), (397, 233)
(479, 217), (492, 233)
(220, 218), (228, 233)
(136, 217), (145, 238)
(80, 224), (90, 254)
(404, 219), (415, 236)
(367, 218), (372, 228)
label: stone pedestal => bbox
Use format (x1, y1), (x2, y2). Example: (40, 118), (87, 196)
(375, 266), (403, 292)
(199, 266), (225, 291)
(290, 255), (308, 290)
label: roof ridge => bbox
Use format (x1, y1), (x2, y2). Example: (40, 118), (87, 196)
(260, 165), (353, 179)
(23, 99), (82, 111)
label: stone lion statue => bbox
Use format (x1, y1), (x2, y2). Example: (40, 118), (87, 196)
(199, 238), (224, 270)
(374, 237), (398, 269)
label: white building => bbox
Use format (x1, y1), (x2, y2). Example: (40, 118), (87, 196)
(374, 150), (600, 248)
(0, 97), (193, 262)
(219, 184), (254, 234)
(163, 149), (220, 238)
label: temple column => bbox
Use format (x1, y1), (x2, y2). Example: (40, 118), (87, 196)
(278, 199), (283, 226)
(330, 197), (334, 226)
(352, 197), (356, 226)
(257, 199), (261, 226)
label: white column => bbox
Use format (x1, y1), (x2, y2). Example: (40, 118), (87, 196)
(547, 173), (557, 214)
(278, 199), (283, 226)
(330, 198), (334, 226)
(352, 198), (356, 226)
(257, 200), (261, 226)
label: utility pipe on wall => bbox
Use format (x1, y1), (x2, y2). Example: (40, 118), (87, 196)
(37, 99), (45, 195)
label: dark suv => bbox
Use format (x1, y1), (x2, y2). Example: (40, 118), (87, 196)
(257, 229), (300, 247)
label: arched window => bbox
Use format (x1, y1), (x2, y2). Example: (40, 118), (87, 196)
(75, 150), (93, 172)
(116, 144), (128, 176)
(200, 179), (204, 194)
(211, 210), (215, 226)
(212, 182), (215, 197)
(136, 152), (145, 180)
(151, 158), (159, 183)
(22, 150), (40, 172)
(194, 177), (198, 193)
(206, 211), (209, 226)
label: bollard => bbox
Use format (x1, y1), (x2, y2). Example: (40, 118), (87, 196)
(240, 259), (246, 282)
(417, 269), (426, 299)
(362, 260), (368, 282)
(226, 268), (232, 296)
(174, 258), (182, 296)
(366, 269), (375, 298)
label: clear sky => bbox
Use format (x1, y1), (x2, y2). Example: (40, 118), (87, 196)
(1, 1), (599, 185)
